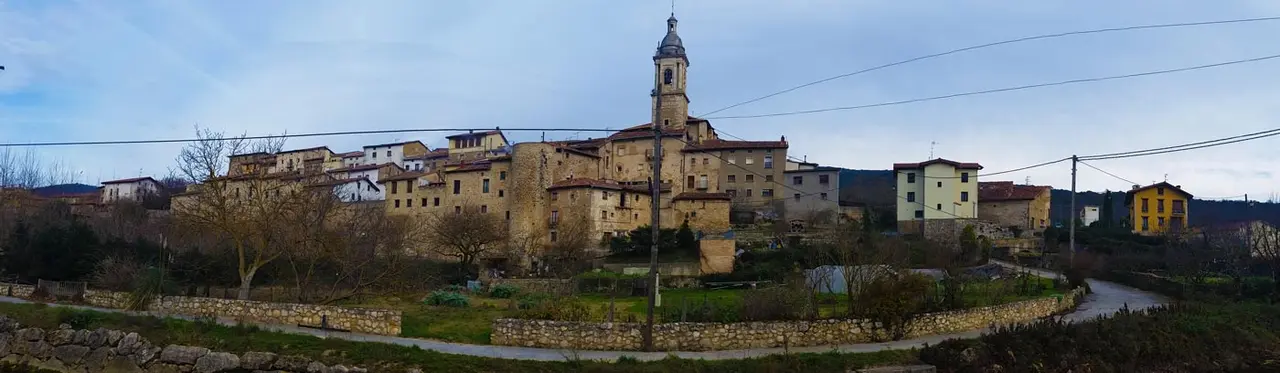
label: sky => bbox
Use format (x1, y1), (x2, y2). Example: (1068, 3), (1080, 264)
(1, 0), (1279, 200)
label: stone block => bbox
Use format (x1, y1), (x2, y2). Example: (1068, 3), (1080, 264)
(54, 344), (91, 365)
(193, 352), (239, 373)
(160, 345), (210, 365)
(240, 351), (277, 370)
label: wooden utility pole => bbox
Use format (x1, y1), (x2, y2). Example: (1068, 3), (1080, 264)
(1069, 155), (1078, 268)
(643, 85), (663, 351)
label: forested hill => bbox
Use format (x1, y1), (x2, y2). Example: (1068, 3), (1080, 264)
(836, 169), (1279, 227)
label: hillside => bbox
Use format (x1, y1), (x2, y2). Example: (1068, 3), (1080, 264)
(31, 183), (99, 197)
(837, 169), (1279, 227)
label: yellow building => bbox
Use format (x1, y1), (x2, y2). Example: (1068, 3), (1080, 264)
(893, 158), (982, 234)
(1125, 182), (1190, 235)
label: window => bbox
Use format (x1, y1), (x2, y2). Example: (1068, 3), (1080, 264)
(907, 173), (916, 183)
(601, 210), (608, 220)
(907, 192), (915, 202)
(727, 175), (736, 183)
(746, 189), (753, 197)
(727, 157), (736, 164)
(481, 205), (488, 213)
(500, 171), (507, 180)
(406, 180), (413, 193)
(686, 175), (695, 189)
(698, 175), (708, 189)
(602, 191), (609, 200)
(746, 174), (754, 182)
(794, 193), (801, 201)
(1157, 199), (1164, 213)
(663, 68), (673, 85)
(433, 197), (440, 206)
(483, 179), (490, 193)
(1172, 200), (1185, 213)
(1141, 198), (1149, 213)
(765, 175), (773, 182)
(453, 180), (461, 194)
(745, 157), (755, 165)
(726, 189), (736, 197)
(1157, 187), (1165, 195)
(499, 190), (505, 197)
(820, 193), (828, 200)
(421, 198), (427, 207)
(961, 191), (969, 202)
(703, 158), (709, 165)
(394, 200), (401, 208)
(915, 210), (924, 218)
(819, 175), (829, 184)
(762, 189), (774, 197)
(391, 182), (398, 194)
(1141, 217), (1150, 231)
(551, 192), (558, 201)
(937, 181), (942, 188)
(550, 210), (559, 223)
(406, 199), (412, 207)
(372, 152), (377, 159)
(1157, 217), (1165, 227)
(763, 155), (773, 169)
(793, 176), (803, 185)
(505, 211), (510, 220)
(960, 172), (969, 183)
(386, 150), (392, 157)
(550, 231), (557, 242)
(454, 206), (461, 214)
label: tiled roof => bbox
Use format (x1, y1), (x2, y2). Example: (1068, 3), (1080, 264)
(338, 151), (364, 158)
(102, 177), (159, 185)
(363, 140), (426, 149)
(784, 166), (842, 173)
(1125, 181), (1193, 199)
(307, 177), (373, 188)
(608, 127), (685, 141)
(278, 146), (333, 155)
(405, 148), (451, 160)
(379, 171), (424, 183)
(446, 130), (503, 139)
(327, 163), (400, 173)
(556, 146), (600, 158)
(978, 181), (1049, 201)
(548, 178), (628, 191)
(892, 158), (983, 170)
(681, 138), (788, 152)
(672, 192), (732, 201)
(447, 161), (492, 173)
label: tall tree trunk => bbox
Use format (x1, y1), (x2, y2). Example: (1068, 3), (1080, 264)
(238, 267), (258, 300)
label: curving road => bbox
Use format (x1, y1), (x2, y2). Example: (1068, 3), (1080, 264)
(0, 261), (1166, 362)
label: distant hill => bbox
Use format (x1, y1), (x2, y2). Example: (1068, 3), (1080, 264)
(836, 169), (1280, 227)
(31, 183), (99, 197)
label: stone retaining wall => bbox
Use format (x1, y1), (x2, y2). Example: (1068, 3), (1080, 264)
(492, 287), (1086, 351)
(0, 316), (370, 372)
(1, 283), (400, 336)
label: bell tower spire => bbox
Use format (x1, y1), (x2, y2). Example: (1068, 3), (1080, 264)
(653, 13), (689, 130)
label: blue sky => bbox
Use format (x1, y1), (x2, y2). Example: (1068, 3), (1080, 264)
(2, 0), (1278, 199)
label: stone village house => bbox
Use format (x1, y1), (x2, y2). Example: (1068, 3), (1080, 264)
(977, 181), (1052, 236)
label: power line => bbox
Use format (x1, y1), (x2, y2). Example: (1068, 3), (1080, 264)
(0, 127), (619, 148)
(1198, 194), (1248, 201)
(704, 52), (1280, 120)
(1079, 129), (1280, 161)
(1079, 127), (1280, 160)
(696, 16), (1280, 117)
(1078, 160), (1138, 186)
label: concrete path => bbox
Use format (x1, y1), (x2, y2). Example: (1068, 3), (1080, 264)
(0, 262), (1167, 362)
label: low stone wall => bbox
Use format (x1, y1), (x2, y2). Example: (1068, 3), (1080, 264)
(1, 283), (400, 336)
(0, 316), (369, 372)
(492, 287), (1086, 351)
(602, 262), (701, 277)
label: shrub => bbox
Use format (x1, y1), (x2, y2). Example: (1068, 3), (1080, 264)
(515, 297), (595, 321)
(856, 273), (932, 341)
(90, 256), (144, 291)
(424, 291), (470, 308)
(516, 293), (551, 310)
(488, 284), (519, 299)
(740, 286), (809, 321)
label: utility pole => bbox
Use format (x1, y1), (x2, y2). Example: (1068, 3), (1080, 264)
(643, 86), (663, 351)
(1069, 155), (1078, 268)
(1246, 193), (1253, 251)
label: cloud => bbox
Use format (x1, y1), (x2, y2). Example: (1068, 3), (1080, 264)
(1, 0), (1278, 199)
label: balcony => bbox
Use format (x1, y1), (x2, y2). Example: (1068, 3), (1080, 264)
(1171, 208), (1186, 216)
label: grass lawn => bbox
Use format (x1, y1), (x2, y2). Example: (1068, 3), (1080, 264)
(0, 301), (919, 373)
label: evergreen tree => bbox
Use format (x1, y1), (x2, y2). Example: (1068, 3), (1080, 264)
(1099, 190), (1114, 228)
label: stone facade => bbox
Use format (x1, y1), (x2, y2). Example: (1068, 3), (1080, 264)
(698, 238), (735, 274)
(900, 218), (1011, 242)
(492, 287), (1085, 351)
(0, 317), (370, 372)
(2, 284), (399, 336)
(977, 181), (1052, 234)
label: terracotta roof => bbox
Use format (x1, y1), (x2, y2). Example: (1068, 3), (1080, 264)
(978, 181), (1049, 201)
(681, 138), (788, 152)
(447, 161), (492, 173)
(328, 163), (400, 173)
(278, 146), (333, 155)
(784, 166), (842, 173)
(892, 158), (983, 170)
(363, 140), (426, 149)
(1124, 181), (1193, 204)
(556, 146), (600, 158)
(548, 178), (628, 191)
(673, 192), (732, 201)
(338, 151), (364, 158)
(102, 177), (159, 185)
(489, 154), (513, 162)
(379, 171), (424, 183)
(405, 148), (451, 160)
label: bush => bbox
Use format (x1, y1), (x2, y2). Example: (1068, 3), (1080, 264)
(90, 256), (144, 291)
(516, 293), (551, 310)
(739, 286), (810, 322)
(424, 291), (470, 308)
(856, 273), (932, 341)
(488, 284), (519, 299)
(515, 297), (595, 321)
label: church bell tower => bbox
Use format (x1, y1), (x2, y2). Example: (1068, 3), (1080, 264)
(652, 14), (689, 130)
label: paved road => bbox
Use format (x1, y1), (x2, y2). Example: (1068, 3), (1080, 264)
(0, 262), (1167, 362)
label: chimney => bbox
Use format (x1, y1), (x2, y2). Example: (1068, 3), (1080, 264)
(1131, 184), (1140, 190)
(1175, 185), (1181, 189)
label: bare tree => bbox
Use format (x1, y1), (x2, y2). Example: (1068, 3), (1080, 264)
(1252, 223), (1280, 294)
(0, 148), (74, 188)
(540, 199), (595, 277)
(422, 203), (508, 278)
(822, 218), (906, 316)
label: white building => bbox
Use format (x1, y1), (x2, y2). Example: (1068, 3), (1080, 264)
(362, 141), (427, 167)
(308, 177), (383, 202)
(893, 158), (982, 232)
(325, 163), (404, 200)
(1081, 205), (1100, 226)
(101, 177), (164, 204)
(338, 151), (364, 167)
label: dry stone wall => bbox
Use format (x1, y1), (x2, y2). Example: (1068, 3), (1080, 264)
(0, 316), (368, 372)
(1, 284), (400, 336)
(492, 287), (1085, 351)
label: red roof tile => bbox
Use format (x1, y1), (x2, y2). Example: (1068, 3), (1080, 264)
(673, 192), (732, 201)
(978, 181), (1049, 201)
(892, 158), (983, 170)
(379, 171), (424, 183)
(447, 162), (492, 173)
(680, 139), (787, 152)
(548, 178), (627, 191)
